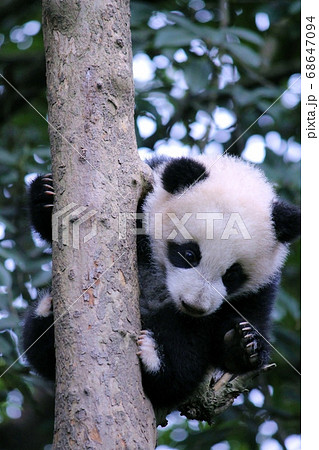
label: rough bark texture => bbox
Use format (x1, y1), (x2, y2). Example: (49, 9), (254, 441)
(155, 364), (276, 427)
(42, 1), (156, 448)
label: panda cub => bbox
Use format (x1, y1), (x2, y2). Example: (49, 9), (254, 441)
(23, 155), (300, 409)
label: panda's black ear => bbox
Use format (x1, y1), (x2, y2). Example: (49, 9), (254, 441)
(272, 200), (301, 243)
(161, 157), (209, 194)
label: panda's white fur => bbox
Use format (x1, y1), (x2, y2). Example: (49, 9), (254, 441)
(143, 155), (288, 316)
(137, 330), (161, 373)
(35, 292), (52, 318)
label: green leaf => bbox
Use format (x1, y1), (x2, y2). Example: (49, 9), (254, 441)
(289, 0), (301, 14)
(0, 170), (19, 185)
(225, 43), (261, 68)
(0, 264), (12, 288)
(0, 315), (19, 331)
(165, 12), (206, 36)
(225, 27), (264, 46)
(0, 217), (17, 233)
(154, 26), (196, 48)
(199, 27), (225, 45)
(0, 293), (9, 310)
(0, 247), (13, 259)
(0, 335), (13, 357)
(34, 146), (51, 159)
(0, 148), (17, 166)
(183, 59), (212, 93)
(277, 289), (300, 320)
(131, 1), (154, 27)
(31, 270), (52, 287)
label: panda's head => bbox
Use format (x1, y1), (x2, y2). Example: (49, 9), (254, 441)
(143, 155), (300, 317)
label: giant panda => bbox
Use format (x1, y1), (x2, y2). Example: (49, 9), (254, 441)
(23, 154), (300, 410)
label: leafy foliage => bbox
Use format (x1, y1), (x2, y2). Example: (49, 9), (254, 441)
(0, 0), (300, 449)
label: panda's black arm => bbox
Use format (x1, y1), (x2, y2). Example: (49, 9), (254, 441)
(23, 294), (56, 380)
(140, 307), (212, 408)
(209, 278), (279, 374)
(28, 174), (54, 243)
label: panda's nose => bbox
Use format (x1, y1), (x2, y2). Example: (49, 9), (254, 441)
(181, 300), (207, 316)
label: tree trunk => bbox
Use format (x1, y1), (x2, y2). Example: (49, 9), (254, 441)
(42, 1), (156, 448)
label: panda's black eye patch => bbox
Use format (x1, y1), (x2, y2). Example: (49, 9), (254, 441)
(222, 263), (247, 295)
(168, 242), (201, 269)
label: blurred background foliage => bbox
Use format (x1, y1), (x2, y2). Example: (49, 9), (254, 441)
(0, 0), (300, 449)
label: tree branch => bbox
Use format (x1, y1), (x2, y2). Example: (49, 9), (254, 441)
(156, 364), (276, 427)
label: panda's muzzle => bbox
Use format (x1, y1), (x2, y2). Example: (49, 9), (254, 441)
(181, 300), (207, 317)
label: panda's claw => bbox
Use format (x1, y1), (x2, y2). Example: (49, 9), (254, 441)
(237, 321), (253, 337)
(249, 353), (259, 364)
(241, 327), (252, 332)
(223, 321), (266, 372)
(239, 321), (249, 327)
(243, 333), (253, 340)
(32, 175), (55, 212)
(245, 340), (258, 356)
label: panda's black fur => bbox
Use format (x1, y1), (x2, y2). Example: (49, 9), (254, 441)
(23, 156), (300, 409)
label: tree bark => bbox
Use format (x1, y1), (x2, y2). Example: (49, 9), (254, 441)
(42, 1), (156, 448)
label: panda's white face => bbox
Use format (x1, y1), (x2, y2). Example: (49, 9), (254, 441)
(157, 211), (286, 317)
(144, 155), (289, 317)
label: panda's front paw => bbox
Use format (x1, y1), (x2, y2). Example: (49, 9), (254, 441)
(30, 173), (55, 211)
(223, 321), (268, 373)
(39, 174), (55, 209)
(29, 174), (55, 243)
(137, 330), (161, 373)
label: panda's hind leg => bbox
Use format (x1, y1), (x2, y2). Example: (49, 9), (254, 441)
(23, 291), (55, 380)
